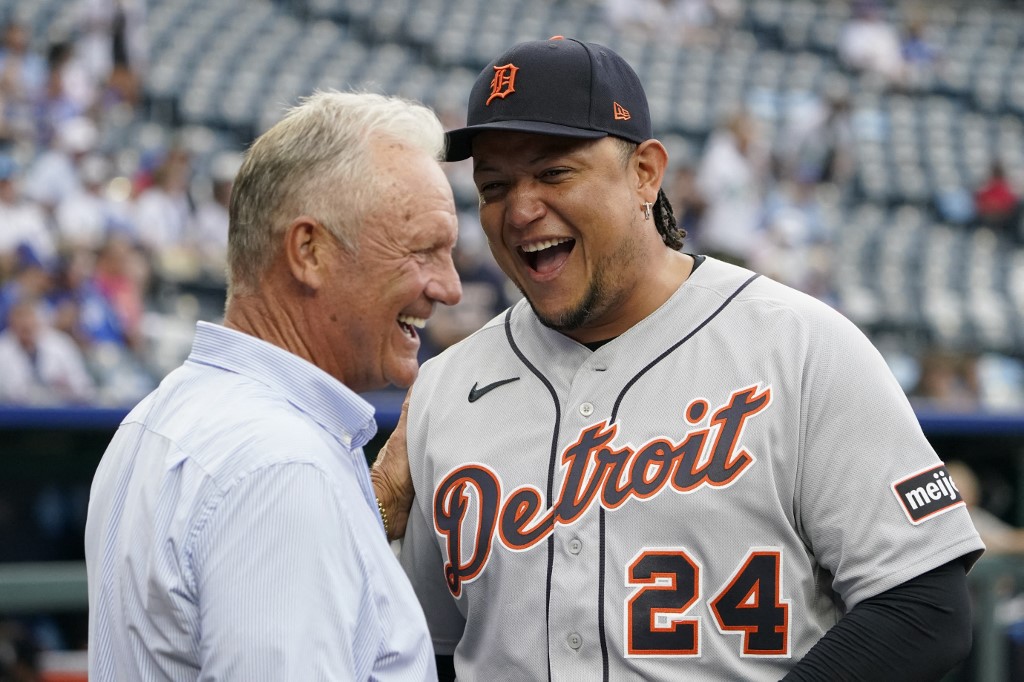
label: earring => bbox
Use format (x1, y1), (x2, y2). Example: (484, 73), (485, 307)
(642, 201), (653, 221)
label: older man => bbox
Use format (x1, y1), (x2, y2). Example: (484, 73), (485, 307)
(85, 91), (461, 680)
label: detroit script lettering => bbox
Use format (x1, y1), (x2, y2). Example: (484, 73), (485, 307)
(433, 385), (772, 597)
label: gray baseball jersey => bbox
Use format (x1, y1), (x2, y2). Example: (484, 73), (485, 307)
(400, 257), (984, 681)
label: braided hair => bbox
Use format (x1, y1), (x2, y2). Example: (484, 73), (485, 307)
(615, 138), (686, 251)
(653, 186), (685, 250)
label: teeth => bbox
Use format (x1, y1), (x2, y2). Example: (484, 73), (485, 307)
(398, 314), (426, 329)
(521, 237), (572, 253)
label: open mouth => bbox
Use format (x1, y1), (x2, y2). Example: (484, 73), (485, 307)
(519, 237), (575, 275)
(397, 314), (425, 339)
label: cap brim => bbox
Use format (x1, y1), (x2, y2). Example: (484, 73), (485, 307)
(444, 121), (608, 161)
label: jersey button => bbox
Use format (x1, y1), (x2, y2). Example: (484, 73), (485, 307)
(567, 633), (582, 650)
(579, 402), (594, 417)
(568, 538), (582, 555)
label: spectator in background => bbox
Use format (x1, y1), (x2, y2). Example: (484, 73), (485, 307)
(900, 14), (942, 90)
(92, 234), (148, 353)
(974, 161), (1021, 239)
(694, 109), (770, 266)
(934, 179), (977, 227)
(189, 150), (240, 278)
(0, 295), (96, 405)
(77, 0), (147, 111)
(131, 146), (193, 258)
(706, 0), (743, 37)
(22, 115), (98, 215)
(48, 37), (96, 115)
(608, 0), (744, 45)
(0, 245), (54, 334)
(749, 177), (835, 302)
(946, 460), (1024, 554)
(47, 248), (155, 406)
(911, 348), (982, 412)
(760, 175), (832, 245)
(0, 155), (56, 278)
(605, 0), (720, 46)
(838, 0), (906, 87)
(48, 248), (127, 353)
(54, 152), (130, 252)
(781, 85), (857, 187)
(34, 40), (91, 149)
(0, 20), (46, 146)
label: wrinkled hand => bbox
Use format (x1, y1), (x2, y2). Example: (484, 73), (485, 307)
(370, 388), (415, 541)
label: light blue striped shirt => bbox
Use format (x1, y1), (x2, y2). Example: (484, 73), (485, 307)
(85, 321), (436, 681)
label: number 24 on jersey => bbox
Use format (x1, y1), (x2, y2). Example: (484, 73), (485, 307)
(626, 547), (790, 658)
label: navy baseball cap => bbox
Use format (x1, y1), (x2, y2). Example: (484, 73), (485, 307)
(444, 36), (653, 162)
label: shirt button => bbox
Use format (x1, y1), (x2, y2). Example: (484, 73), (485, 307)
(579, 402), (594, 417)
(568, 538), (582, 555)
(567, 633), (582, 650)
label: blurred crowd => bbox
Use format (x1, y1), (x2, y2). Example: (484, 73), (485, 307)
(0, 4), (239, 408)
(596, 0), (1024, 414)
(0, 0), (1022, 414)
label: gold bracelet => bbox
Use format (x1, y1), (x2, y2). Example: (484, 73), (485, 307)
(376, 496), (390, 538)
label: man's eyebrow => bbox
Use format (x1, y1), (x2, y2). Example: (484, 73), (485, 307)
(473, 149), (574, 174)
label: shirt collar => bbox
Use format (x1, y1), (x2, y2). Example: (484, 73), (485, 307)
(187, 321), (377, 448)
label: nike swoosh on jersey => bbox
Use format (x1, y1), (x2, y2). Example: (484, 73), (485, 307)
(468, 377), (520, 403)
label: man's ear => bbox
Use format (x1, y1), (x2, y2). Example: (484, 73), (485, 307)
(283, 215), (331, 290)
(634, 139), (669, 204)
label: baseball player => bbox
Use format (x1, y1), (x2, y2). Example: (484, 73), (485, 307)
(399, 37), (985, 681)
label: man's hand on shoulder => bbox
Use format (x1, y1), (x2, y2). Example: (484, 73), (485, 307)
(371, 388), (415, 541)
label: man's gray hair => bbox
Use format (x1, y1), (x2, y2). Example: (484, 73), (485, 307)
(226, 90), (446, 296)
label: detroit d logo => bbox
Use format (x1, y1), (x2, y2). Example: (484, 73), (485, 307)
(487, 63), (518, 105)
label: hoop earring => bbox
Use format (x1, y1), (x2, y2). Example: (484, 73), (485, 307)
(643, 201), (653, 221)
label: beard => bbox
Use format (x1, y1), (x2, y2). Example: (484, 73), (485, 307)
(522, 275), (606, 334)
(505, 214), (645, 338)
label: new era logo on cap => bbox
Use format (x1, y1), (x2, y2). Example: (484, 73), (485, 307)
(445, 36), (653, 161)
